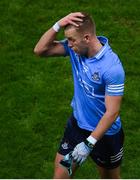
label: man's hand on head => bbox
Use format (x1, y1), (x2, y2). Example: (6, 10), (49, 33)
(58, 12), (85, 28)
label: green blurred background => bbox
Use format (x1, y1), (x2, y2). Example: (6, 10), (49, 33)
(0, 0), (140, 178)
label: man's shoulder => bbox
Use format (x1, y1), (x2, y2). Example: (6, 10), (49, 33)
(101, 50), (122, 70)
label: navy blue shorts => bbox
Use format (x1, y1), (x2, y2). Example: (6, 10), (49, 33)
(58, 114), (124, 169)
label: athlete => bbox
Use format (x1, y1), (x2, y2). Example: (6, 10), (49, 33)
(34, 12), (125, 179)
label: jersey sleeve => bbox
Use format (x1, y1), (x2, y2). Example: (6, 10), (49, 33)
(103, 64), (125, 96)
(59, 39), (70, 56)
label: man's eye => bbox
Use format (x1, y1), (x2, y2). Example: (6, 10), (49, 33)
(68, 38), (76, 43)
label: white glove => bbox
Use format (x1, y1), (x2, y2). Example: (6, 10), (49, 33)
(71, 142), (91, 165)
(72, 136), (97, 165)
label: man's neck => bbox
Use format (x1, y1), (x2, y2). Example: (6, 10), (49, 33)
(87, 37), (103, 58)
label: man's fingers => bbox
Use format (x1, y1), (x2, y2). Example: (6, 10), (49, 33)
(76, 156), (82, 163)
(58, 12), (85, 27)
(71, 12), (85, 17)
(71, 17), (83, 22)
(72, 150), (78, 159)
(68, 17), (83, 26)
(79, 158), (85, 165)
(68, 20), (79, 27)
(67, 12), (85, 26)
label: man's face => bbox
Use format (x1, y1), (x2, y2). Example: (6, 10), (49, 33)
(64, 27), (88, 56)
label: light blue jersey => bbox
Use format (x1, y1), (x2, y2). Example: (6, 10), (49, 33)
(61, 36), (125, 135)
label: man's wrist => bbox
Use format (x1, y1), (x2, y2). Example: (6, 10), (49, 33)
(52, 22), (61, 32)
(85, 136), (97, 149)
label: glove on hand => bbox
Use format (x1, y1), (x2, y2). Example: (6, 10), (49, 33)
(72, 136), (97, 165)
(72, 141), (93, 165)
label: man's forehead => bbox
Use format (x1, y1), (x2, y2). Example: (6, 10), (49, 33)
(64, 27), (81, 38)
(65, 27), (76, 34)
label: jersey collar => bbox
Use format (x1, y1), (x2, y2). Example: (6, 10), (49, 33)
(94, 36), (109, 60)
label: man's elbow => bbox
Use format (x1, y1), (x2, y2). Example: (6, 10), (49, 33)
(106, 110), (120, 119)
(113, 111), (120, 119)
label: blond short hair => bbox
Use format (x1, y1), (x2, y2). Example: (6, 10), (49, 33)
(64, 12), (96, 35)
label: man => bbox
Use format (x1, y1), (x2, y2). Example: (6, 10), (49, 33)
(34, 12), (125, 179)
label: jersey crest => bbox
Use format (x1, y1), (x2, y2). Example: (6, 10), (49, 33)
(92, 72), (100, 81)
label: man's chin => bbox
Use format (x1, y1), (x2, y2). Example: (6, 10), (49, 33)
(72, 47), (77, 51)
(72, 48), (79, 54)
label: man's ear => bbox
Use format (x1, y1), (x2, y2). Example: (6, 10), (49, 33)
(84, 34), (90, 42)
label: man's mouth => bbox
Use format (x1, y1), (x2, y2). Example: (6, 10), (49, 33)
(72, 47), (78, 52)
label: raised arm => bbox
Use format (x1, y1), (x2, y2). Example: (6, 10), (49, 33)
(34, 12), (84, 57)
